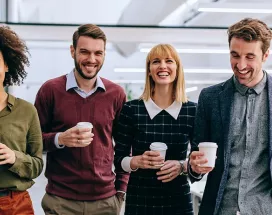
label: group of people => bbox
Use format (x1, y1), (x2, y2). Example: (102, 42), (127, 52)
(0, 17), (271, 215)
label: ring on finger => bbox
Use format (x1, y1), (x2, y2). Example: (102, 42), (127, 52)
(77, 139), (80, 144)
(149, 161), (152, 165)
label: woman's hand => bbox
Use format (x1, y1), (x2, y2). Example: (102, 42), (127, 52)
(130, 151), (164, 170)
(0, 143), (16, 165)
(156, 160), (181, 183)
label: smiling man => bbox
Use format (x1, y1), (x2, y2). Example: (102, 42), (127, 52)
(188, 18), (272, 215)
(34, 24), (129, 215)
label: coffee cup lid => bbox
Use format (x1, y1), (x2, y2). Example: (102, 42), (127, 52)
(198, 142), (217, 148)
(150, 142), (168, 150)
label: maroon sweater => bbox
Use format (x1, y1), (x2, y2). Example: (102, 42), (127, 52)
(34, 75), (129, 200)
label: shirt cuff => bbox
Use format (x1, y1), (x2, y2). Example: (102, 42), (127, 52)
(188, 164), (203, 179)
(121, 157), (138, 173)
(54, 133), (65, 149)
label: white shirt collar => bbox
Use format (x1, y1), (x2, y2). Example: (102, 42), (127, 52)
(143, 99), (182, 120)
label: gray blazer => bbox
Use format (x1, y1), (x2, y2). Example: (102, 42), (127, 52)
(191, 73), (272, 215)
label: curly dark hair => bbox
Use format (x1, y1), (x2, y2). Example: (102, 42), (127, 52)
(0, 26), (29, 86)
(228, 18), (272, 54)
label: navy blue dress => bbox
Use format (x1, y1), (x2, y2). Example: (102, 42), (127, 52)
(114, 99), (196, 215)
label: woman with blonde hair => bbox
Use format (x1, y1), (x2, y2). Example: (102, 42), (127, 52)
(114, 44), (196, 215)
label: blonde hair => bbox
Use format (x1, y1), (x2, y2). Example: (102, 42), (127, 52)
(140, 44), (188, 103)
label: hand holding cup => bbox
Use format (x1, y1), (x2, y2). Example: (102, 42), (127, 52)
(58, 122), (94, 147)
(130, 150), (164, 170)
(189, 142), (217, 174)
(149, 142), (168, 166)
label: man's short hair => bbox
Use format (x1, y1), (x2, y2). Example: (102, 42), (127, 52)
(72, 24), (106, 49)
(228, 18), (272, 54)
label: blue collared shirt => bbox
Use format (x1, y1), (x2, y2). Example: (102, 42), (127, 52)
(66, 70), (106, 98)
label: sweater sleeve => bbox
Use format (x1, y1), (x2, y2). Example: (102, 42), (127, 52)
(34, 84), (59, 152)
(9, 107), (44, 179)
(113, 102), (134, 192)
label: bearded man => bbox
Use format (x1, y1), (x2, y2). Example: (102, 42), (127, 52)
(35, 24), (129, 215)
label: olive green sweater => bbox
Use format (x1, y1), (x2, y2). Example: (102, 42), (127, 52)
(0, 94), (43, 191)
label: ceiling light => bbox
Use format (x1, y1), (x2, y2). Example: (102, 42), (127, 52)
(186, 80), (225, 84)
(114, 68), (272, 74)
(114, 68), (233, 73)
(112, 80), (226, 85)
(177, 49), (229, 54)
(198, 8), (272, 14)
(140, 48), (229, 54)
(186, 86), (198, 93)
(186, 69), (232, 73)
(114, 68), (145, 73)
(141, 48), (272, 54)
(112, 80), (145, 84)
(112, 80), (198, 92)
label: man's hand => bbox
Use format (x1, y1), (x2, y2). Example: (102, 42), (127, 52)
(130, 151), (164, 170)
(58, 126), (94, 147)
(116, 192), (125, 202)
(0, 143), (16, 165)
(189, 151), (213, 174)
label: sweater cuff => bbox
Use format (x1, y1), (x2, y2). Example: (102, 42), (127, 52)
(54, 133), (65, 149)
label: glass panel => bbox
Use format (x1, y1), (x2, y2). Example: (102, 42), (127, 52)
(4, 0), (198, 26)
(0, 0), (6, 22)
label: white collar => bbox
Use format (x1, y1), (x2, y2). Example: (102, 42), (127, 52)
(144, 99), (182, 120)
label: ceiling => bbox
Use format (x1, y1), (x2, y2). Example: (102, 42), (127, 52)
(1, 0), (272, 102)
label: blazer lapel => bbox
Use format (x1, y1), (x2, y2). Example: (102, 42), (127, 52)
(267, 74), (272, 180)
(219, 78), (234, 165)
(214, 78), (234, 215)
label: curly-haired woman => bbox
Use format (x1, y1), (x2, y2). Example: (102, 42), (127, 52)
(0, 26), (43, 215)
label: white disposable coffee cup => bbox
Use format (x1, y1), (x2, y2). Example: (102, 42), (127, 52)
(149, 142), (168, 160)
(76, 122), (93, 132)
(198, 142), (218, 167)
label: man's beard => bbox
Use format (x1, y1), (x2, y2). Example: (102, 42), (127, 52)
(74, 58), (102, 80)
